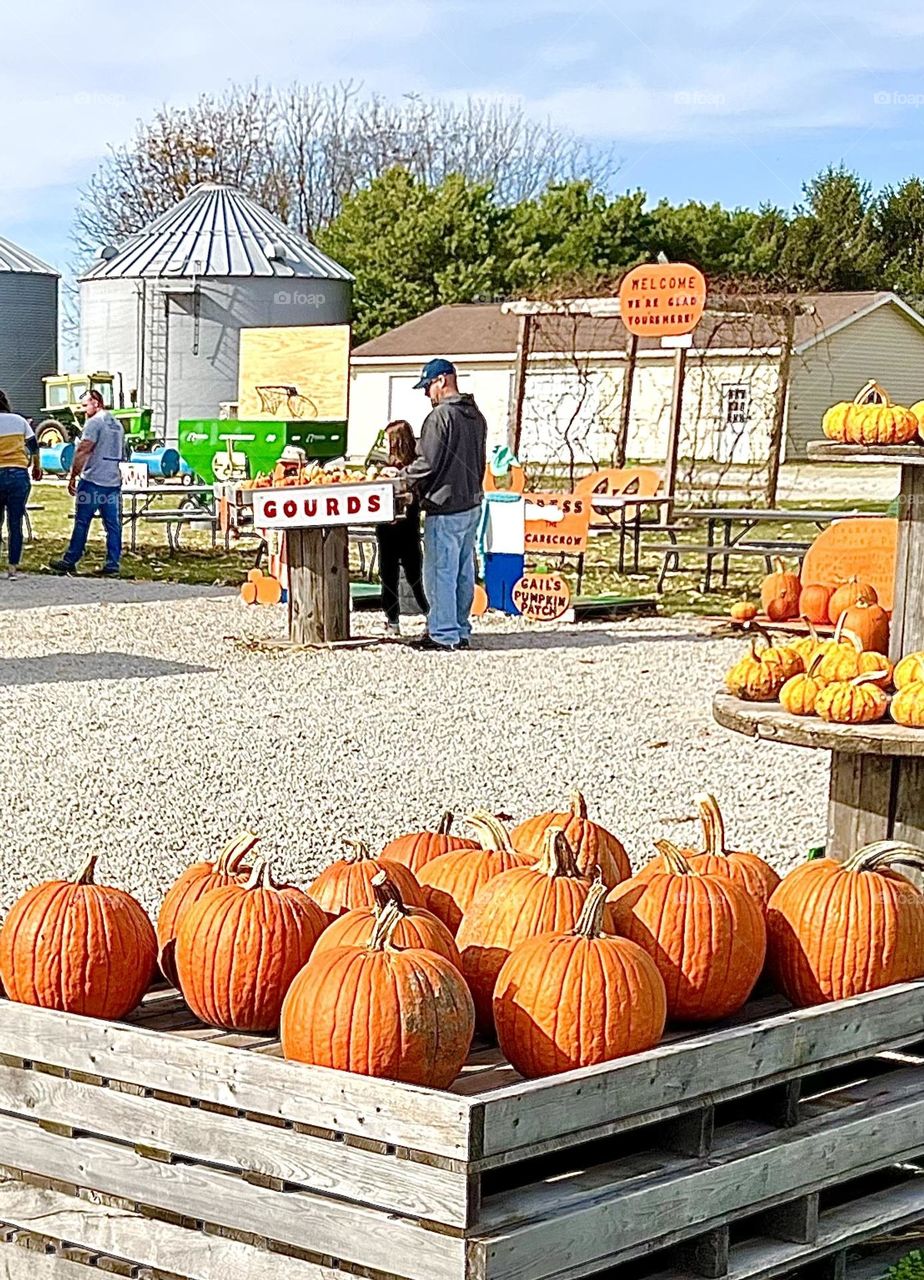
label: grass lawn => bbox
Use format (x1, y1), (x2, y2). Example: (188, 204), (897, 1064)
(13, 483), (889, 617)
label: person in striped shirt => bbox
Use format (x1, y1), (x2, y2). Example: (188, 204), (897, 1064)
(0, 390), (41, 579)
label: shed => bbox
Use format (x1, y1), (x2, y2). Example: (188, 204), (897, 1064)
(0, 235), (59, 421)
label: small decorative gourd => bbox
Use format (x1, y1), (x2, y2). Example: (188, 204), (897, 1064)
(725, 636), (788, 702)
(892, 682), (924, 729)
(895, 652), (924, 690)
(814, 672), (890, 725)
(779, 653), (826, 717)
(730, 601), (758, 623)
(814, 619), (892, 689)
(792, 618), (825, 666)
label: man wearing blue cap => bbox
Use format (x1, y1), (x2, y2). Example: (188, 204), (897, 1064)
(402, 359), (487, 651)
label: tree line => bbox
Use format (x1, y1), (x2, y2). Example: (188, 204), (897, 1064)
(76, 83), (924, 344)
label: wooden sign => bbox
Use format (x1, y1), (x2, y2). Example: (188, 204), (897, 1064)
(618, 263), (707, 338)
(252, 482), (395, 530)
(800, 518), (897, 612)
(523, 493), (590, 553)
(512, 572), (572, 622)
(238, 325), (350, 422)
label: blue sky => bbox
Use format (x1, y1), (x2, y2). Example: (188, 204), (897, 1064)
(3, 0), (924, 273)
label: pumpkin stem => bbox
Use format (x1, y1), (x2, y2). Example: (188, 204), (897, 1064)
(807, 651), (826, 677)
(569, 790), (588, 819)
(772, 556), (786, 575)
(800, 616), (820, 645)
(573, 880), (609, 939)
(833, 615), (863, 653)
(466, 811), (515, 853)
(696, 793), (727, 857)
(243, 857), (278, 891)
(72, 854), (98, 886)
(653, 838), (695, 876)
(342, 839), (374, 864)
(216, 831), (260, 875)
(537, 828), (581, 878)
(436, 812), (454, 836)
(370, 869), (406, 916)
(850, 670), (891, 688)
(368, 900), (403, 951)
(843, 840), (924, 876)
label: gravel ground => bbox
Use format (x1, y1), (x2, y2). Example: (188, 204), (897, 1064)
(0, 575), (828, 917)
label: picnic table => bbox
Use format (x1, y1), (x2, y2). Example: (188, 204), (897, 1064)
(583, 494), (673, 575)
(122, 485), (216, 552)
(654, 506), (890, 592)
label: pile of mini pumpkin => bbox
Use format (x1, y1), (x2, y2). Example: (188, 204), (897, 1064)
(4, 795), (924, 1088)
(750, 561), (892, 646)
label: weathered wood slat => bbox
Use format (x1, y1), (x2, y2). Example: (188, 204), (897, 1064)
(0, 1063), (470, 1228)
(712, 694), (924, 757)
(0, 1250), (91, 1279)
(0, 1117), (464, 1280)
(0, 1001), (473, 1161)
(472, 1075), (924, 1280)
(473, 980), (924, 1164)
(0, 1179), (357, 1279)
(826, 754), (895, 859)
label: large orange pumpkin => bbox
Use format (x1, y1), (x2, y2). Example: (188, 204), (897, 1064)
(828, 576), (878, 624)
(493, 882), (666, 1078)
(417, 814), (533, 934)
(767, 841), (924, 1006)
(175, 859), (327, 1032)
(281, 901), (475, 1088)
(456, 829), (603, 1031)
(0, 855), (157, 1020)
(760, 558), (801, 622)
(511, 790), (630, 887)
(607, 840), (766, 1022)
(156, 831), (258, 985)
(314, 870), (461, 968)
(798, 584), (833, 626)
(836, 599), (890, 656)
(822, 382), (919, 446)
(379, 812), (478, 875)
(307, 840), (424, 918)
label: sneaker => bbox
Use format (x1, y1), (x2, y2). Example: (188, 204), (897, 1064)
(458, 638), (471, 650)
(6, 567), (17, 580)
(99, 564), (121, 577)
(49, 559), (76, 576)
(384, 621), (401, 637)
(411, 635), (458, 652)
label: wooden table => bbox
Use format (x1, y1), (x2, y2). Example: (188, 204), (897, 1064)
(584, 494), (673, 575)
(715, 441), (924, 857)
(122, 484), (215, 553)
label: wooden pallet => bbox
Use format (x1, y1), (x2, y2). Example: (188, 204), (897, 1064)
(0, 981), (923, 1280)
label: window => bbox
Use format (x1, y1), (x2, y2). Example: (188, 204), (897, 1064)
(722, 383), (750, 426)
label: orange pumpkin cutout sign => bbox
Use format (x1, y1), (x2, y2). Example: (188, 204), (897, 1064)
(512, 572), (571, 622)
(618, 263), (707, 338)
(240, 568), (283, 606)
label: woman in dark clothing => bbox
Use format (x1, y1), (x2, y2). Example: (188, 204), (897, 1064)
(376, 420), (428, 635)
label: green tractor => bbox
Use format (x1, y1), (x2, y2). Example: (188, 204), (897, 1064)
(36, 373), (155, 447)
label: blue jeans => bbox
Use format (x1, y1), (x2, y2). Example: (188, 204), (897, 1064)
(423, 507), (481, 647)
(0, 467), (31, 566)
(64, 480), (122, 568)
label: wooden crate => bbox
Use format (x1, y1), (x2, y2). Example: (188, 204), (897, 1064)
(0, 981), (923, 1280)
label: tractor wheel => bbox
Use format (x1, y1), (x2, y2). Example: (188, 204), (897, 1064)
(36, 419), (68, 447)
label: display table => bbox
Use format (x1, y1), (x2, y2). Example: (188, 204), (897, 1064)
(715, 440), (924, 857)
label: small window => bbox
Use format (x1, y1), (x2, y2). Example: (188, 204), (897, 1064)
(722, 383), (750, 426)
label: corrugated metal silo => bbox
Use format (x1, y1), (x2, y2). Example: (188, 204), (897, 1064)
(0, 236), (59, 420)
(79, 184), (353, 439)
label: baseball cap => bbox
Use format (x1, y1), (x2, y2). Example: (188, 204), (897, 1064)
(413, 358), (456, 390)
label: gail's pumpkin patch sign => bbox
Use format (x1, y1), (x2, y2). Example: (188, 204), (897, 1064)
(512, 573), (572, 622)
(618, 263), (707, 338)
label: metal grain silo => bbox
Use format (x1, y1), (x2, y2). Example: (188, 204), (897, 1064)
(79, 183), (353, 440)
(0, 236), (59, 421)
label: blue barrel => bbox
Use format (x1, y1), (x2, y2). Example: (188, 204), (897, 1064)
(130, 448), (181, 479)
(39, 443), (75, 475)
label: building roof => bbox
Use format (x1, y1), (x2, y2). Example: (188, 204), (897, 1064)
(0, 235), (58, 276)
(80, 183), (353, 283)
(352, 292), (919, 361)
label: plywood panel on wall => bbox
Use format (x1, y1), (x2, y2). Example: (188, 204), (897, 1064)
(238, 325), (350, 421)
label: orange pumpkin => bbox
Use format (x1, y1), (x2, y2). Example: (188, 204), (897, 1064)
(156, 832), (258, 985)
(828, 576), (878, 624)
(511, 790), (630, 888)
(493, 882), (666, 1078)
(379, 811), (478, 875)
(892, 682), (924, 729)
(814, 672), (890, 724)
(307, 840), (424, 918)
(895, 652), (924, 689)
(606, 840), (766, 1022)
(837, 600), (890, 656)
(417, 814), (532, 934)
(281, 901), (474, 1088)
(725, 636), (788, 701)
(767, 841), (924, 1006)
(176, 859), (327, 1032)
(822, 382), (919, 446)
(760, 558), (801, 622)
(730, 601), (758, 623)
(314, 870), (461, 968)
(798, 584), (833, 626)
(456, 829), (603, 1031)
(0, 855), (157, 1020)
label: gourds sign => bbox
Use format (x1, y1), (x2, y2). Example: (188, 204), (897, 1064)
(618, 263), (707, 337)
(512, 573), (572, 622)
(252, 482), (395, 529)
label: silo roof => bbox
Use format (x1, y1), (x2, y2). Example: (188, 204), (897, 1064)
(79, 183), (353, 282)
(0, 235), (59, 276)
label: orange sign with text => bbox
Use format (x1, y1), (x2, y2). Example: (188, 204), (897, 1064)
(619, 263), (707, 338)
(801, 518), (897, 613)
(524, 493), (591, 553)
(513, 573), (572, 622)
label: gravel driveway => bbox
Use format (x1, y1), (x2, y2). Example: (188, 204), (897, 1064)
(0, 576), (828, 916)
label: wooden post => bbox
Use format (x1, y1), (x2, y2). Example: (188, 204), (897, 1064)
(663, 345), (687, 523)
(765, 307), (796, 507)
(287, 527), (350, 645)
(509, 313), (533, 455)
(613, 333), (638, 467)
